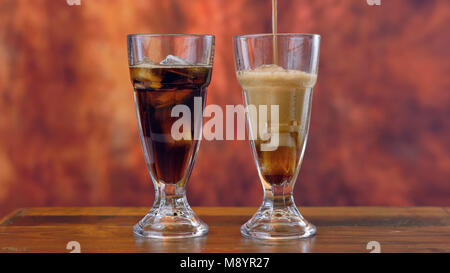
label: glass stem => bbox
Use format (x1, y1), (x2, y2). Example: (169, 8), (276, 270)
(262, 183), (294, 211)
(153, 183), (189, 214)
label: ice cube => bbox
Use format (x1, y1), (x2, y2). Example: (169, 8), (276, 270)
(130, 67), (162, 89)
(160, 54), (192, 65)
(134, 57), (156, 67)
(151, 92), (176, 108)
(150, 91), (193, 110)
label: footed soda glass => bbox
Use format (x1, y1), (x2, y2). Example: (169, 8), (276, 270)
(234, 34), (320, 239)
(128, 34), (214, 238)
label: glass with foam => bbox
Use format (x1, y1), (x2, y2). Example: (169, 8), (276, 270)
(234, 34), (320, 239)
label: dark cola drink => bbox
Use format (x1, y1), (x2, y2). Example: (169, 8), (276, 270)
(130, 64), (212, 185)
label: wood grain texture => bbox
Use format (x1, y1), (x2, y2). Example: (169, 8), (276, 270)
(0, 207), (448, 253)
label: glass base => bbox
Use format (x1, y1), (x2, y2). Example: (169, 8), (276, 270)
(133, 209), (208, 239)
(241, 204), (316, 240)
(133, 202), (208, 239)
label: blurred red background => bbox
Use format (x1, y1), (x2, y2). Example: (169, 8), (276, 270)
(0, 0), (448, 217)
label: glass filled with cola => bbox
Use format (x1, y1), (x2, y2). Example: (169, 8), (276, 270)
(128, 34), (214, 238)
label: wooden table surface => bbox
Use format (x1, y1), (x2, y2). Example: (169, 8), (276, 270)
(0, 207), (448, 253)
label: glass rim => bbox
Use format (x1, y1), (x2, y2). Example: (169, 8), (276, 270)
(127, 33), (215, 39)
(234, 33), (320, 39)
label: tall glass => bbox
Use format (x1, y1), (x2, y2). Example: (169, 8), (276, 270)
(234, 34), (320, 239)
(128, 34), (214, 238)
